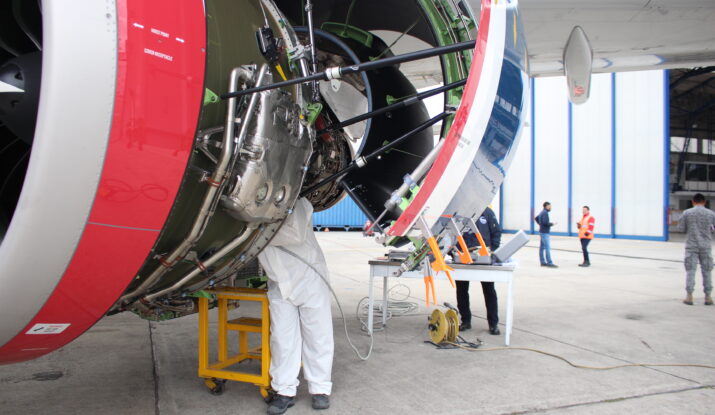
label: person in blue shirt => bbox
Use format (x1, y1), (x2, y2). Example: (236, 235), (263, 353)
(535, 202), (557, 267)
(457, 207), (501, 335)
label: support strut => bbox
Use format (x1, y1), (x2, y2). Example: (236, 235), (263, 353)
(317, 79), (466, 135)
(221, 40), (476, 100)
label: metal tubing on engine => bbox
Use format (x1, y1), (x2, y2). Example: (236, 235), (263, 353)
(118, 66), (268, 306)
(299, 112), (448, 197)
(142, 226), (256, 302)
(221, 40), (476, 100)
(305, 0), (320, 101)
(226, 65), (270, 177)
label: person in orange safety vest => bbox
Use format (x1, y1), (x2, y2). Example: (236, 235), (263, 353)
(576, 206), (595, 267)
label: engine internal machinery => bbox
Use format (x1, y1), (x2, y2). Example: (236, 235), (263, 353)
(0, 0), (477, 323)
(119, 0), (475, 314)
(221, 68), (312, 223)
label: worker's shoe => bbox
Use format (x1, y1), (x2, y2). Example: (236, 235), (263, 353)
(489, 325), (500, 335)
(459, 322), (471, 331)
(578, 262), (590, 267)
(311, 394), (330, 410)
(267, 394), (295, 415)
(545, 263), (558, 268)
(683, 293), (694, 306)
(705, 295), (713, 306)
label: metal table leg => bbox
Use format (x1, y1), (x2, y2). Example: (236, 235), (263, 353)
(367, 273), (375, 334)
(505, 276), (513, 346)
(382, 276), (389, 328)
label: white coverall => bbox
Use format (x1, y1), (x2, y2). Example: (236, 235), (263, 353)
(257, 198), (334, 397)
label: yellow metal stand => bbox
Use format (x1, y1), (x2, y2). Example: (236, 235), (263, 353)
(198, 287), (271, 398)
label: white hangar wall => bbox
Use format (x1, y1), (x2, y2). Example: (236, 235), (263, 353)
(497, 70), (668, 241)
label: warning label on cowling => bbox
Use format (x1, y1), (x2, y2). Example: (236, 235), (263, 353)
(26, 324), (71, 335)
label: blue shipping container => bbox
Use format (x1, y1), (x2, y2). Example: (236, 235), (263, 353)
(312, 197), (368, 229)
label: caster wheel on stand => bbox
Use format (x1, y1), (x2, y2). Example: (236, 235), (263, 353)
(205, 378), (226, 395)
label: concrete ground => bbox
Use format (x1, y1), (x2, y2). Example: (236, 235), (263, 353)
(1, 232), (714, 415)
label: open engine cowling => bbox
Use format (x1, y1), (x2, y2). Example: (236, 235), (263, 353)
(0, 0), (521, 365)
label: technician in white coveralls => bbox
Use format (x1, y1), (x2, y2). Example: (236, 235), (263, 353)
(257, 197), (333, 415)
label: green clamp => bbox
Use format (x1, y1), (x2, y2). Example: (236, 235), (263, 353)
(305, 103), (323, 126)
(399, 184), (421, 211)
(384, 185), (422, 247)
(203, 88), (219, 106)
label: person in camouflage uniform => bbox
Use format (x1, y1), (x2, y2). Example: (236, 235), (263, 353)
(676, 193), (715, 306)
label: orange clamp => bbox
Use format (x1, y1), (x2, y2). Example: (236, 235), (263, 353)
(474, 231), (490, 257)
(455, 235), (473, 264)
(423, 275), (437, 307)
(426, 236), (455, 288)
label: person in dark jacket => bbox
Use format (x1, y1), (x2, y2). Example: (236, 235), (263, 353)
(457, 207), (501, 335)
(535, 202), (558, 267)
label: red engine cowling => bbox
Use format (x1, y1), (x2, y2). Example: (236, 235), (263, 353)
(0, 0), (207, 364)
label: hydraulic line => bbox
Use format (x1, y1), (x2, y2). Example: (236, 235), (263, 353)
(221, 40), (477, 100)
(299, 112), (448, 197)
(304, 0), (320, 101)
(118, 66), (268, 306)
(365, 139), (445, 234)
(143, 225), (256, 302)
(293, 26), (374, 141)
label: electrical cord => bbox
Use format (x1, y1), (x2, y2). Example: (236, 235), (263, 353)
(356, 283), (419, 332)
(270, 249), (715, 373)
(438, 340), (715, 371)
(276, 246), (374, 361)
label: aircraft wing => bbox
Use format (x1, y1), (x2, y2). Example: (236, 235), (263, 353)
(520, 0), (715, 76)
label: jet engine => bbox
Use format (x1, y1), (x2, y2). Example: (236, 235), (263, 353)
(0, 0), (483, 364)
